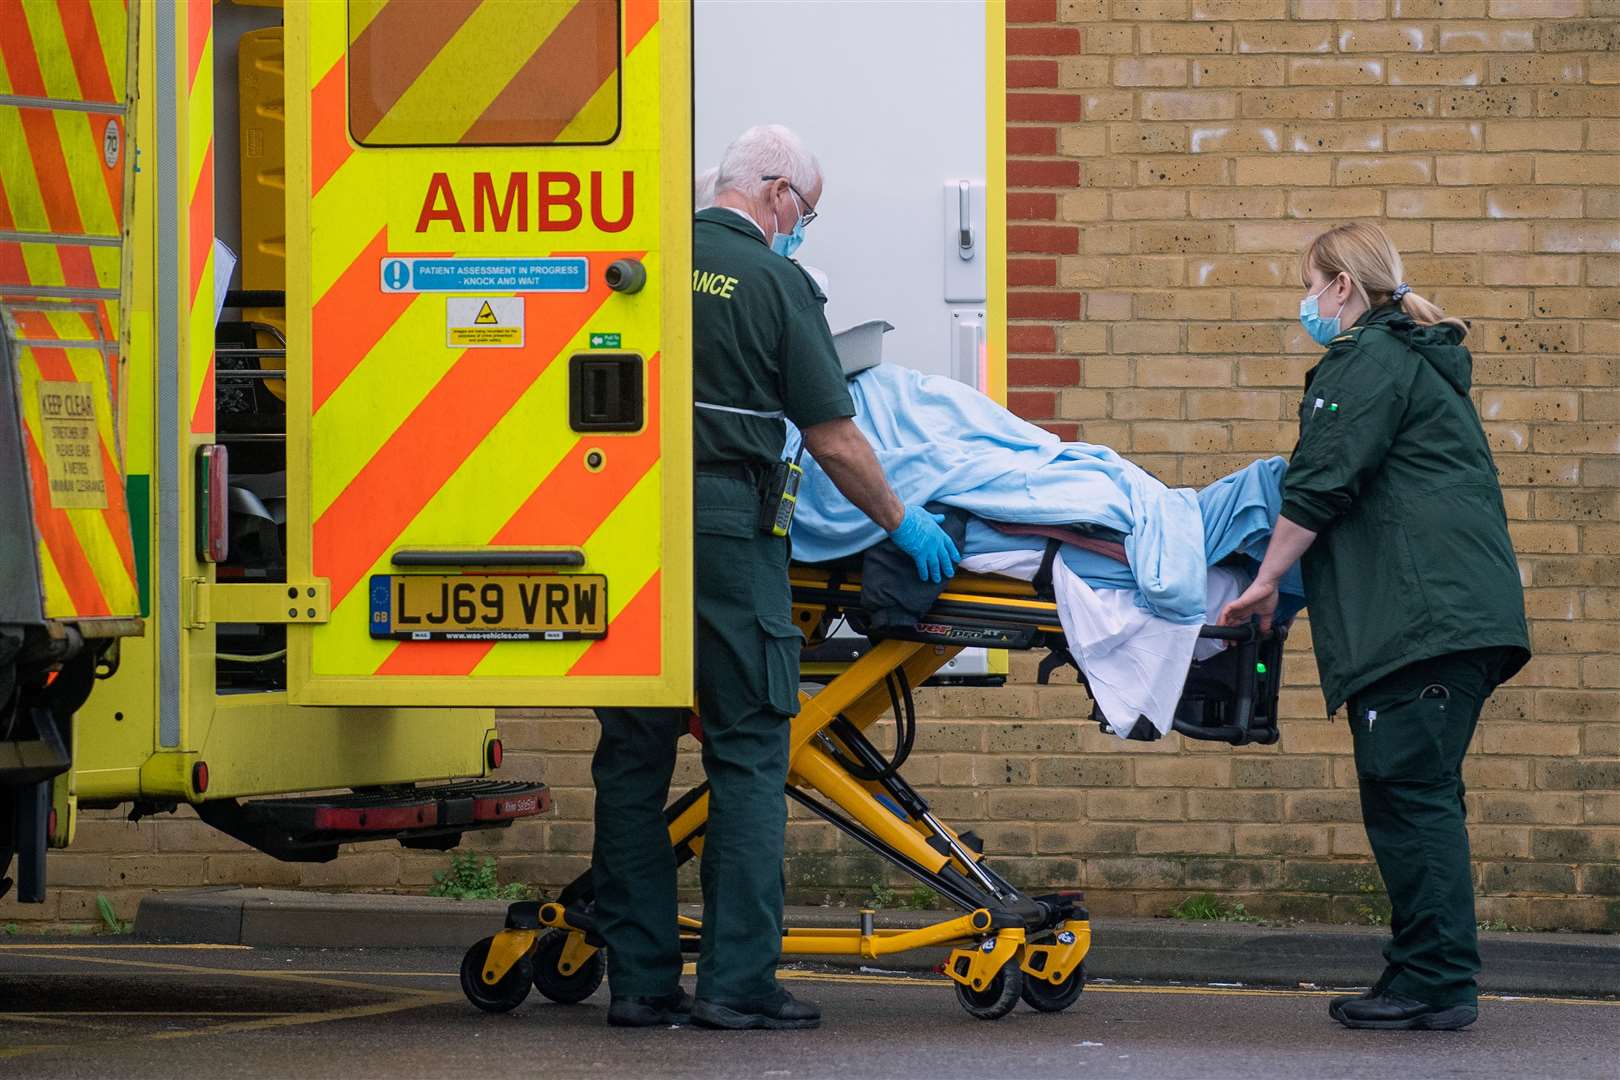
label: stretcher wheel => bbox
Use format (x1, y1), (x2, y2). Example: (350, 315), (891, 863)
(954, 964), (1024, 1021)
(1020, 961), (1085, 1013)
(460, 936), (533, 1013)
(531, 930), (605, 1004)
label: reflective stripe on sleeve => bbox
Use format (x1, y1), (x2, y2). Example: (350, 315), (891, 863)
(694, 400), (786, 420)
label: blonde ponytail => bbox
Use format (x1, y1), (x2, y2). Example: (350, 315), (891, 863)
(1302, 222), (1468, 337)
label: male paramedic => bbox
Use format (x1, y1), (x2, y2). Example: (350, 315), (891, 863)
(591, 124), (960, 1031)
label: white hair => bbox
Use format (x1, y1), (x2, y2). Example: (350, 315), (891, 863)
(695, 166), (718, 209)
(714, 124), (821, 199)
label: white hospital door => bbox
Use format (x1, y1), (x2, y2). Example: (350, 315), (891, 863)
(694, 0), (990, 388)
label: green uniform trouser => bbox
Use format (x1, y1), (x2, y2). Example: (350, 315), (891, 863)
(590, 474), (801, 1003)
(1349, 646), (1510, 1008)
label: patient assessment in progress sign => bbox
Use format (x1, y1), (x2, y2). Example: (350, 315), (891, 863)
(380, 257), (589, 293)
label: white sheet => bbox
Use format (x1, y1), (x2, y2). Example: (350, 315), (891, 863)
(957, 552), (1248, 739)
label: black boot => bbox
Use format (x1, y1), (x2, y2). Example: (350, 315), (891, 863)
(1336, 990), (1478, 1031)
(1328, 968), (1397, 1022)
(691, 989), (821, 1030)
(607, 988), (694, 1028)
(1327, 987), (1378, 1023)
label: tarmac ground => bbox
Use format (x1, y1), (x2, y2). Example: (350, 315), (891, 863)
(2, 939), (1617, 1080)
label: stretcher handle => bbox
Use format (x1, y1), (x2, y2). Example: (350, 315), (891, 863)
(391, 548), (585, 568)
(1197, 623), (1264, 644)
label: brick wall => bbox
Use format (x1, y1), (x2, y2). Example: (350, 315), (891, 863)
(995, 0), (1619, 929)
(6, 0), (1616, 933)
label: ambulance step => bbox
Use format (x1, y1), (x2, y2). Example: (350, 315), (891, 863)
(195, 781), (550, 862)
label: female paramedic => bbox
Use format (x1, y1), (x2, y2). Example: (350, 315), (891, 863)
(1219, 222), (1529, 1032)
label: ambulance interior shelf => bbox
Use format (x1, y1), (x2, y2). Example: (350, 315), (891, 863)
(789, 566), (1284, 747)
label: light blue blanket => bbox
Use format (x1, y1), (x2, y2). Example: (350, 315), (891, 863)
(961, 454), (1305, 618)
(790, 364), (1300, 624)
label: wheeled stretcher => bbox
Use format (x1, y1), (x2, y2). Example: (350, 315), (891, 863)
(460, 564), (1285, 1019)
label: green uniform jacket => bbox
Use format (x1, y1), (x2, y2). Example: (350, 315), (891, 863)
(691, 207), (855, 470)
(1279, 304), (1530, 715)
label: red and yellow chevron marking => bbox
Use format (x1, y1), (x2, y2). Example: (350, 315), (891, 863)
(0, 0), (128, 348)
(1, 0), (137, 622)
(182, 0), (214, 434)
(346, 0), (629, 147)
(374, 354), (665, 676)
(299, 0), (676, 688)
(14, 331), (139, 619)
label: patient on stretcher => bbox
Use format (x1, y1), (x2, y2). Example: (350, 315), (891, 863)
(787, 324), (1305, 740)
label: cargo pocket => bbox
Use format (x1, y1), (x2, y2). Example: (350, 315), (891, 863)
(758, 612), (803, 717)
(753, 547), (802, 717)
(1350, 688), (1451, 783)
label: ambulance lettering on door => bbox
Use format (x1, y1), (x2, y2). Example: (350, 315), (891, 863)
(446, 297), (524, 348)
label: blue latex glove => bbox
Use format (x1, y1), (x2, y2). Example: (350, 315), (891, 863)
(888, 505), (961, 584)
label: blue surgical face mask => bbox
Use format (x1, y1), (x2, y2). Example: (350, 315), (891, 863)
(770, 189), (808, 258)
(1299, 276), (1346, 347)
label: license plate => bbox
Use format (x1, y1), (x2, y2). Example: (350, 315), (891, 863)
(368, 574), (607, 641)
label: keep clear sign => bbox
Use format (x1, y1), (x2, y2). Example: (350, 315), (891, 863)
(447, 297), (524, 348)
(36, 380), (107, 509)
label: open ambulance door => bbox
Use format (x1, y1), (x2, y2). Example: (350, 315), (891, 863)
(282, 1), (692, 708)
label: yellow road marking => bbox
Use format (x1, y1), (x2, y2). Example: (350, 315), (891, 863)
(222, 970), (454, 978)
(0, 950), (443, 997)
(0, 1044), (61, 1061)
(0, 1014), (109, 1030)
(146, 992), (463, 1042)
(774, 969), (1620, 1007)
(0, 943), (250, 951)
(6, 949), (1615, 1019)
(4, 1011), (297, 1017)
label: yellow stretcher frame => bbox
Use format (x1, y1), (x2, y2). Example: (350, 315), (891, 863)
(464, 568), (1095, 1021)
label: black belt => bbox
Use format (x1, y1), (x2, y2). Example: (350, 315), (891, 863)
(697, 462), (767, 488)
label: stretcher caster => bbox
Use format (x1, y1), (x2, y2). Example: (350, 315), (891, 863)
(460, 935), (534, 1013)
(954, 964), (1024, 1021)
(1020, 961), (1085, 1013)
(530, 930), (605, 1004)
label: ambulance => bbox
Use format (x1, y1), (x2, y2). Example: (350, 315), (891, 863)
(3, 0), (1003, 912)
(1, 0), (700, 904)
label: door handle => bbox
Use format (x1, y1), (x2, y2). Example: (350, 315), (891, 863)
(958, 180), (975, 261)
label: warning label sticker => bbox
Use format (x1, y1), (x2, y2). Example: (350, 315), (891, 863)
(35, 380), (107, 509)
(446, 296), (524, 348)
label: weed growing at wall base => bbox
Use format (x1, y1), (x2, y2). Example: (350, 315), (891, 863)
(429, 852), (535, 901)
(1171, 893), (1255, 923)
(95, 895), (130, 934)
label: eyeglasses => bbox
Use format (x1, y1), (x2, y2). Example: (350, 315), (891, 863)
(761, 175), (818, 227)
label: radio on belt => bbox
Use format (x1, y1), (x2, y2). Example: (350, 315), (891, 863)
(758, 446), (806, 538)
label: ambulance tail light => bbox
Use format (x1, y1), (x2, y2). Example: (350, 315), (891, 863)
(195, 445), (230, 562)
(487, 739), (504, 772)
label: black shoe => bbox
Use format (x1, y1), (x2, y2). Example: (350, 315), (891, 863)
(1336, 990), (1478, 1031)
(1328, 987), (1380, 1022)
(691, 990), (821, 1030)
(607, 988), (694, 1028)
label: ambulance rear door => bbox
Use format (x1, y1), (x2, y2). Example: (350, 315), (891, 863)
(283, 0), (692, 708)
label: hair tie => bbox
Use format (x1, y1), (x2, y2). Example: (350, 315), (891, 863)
(1392, 282), (1411, 301)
